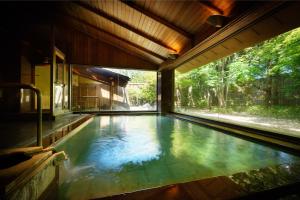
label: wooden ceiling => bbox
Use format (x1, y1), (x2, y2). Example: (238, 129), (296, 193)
(55, 0), (256, 69)
(2, 1), (295, 71)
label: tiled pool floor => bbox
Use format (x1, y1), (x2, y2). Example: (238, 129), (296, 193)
(55, 115), (300, 199)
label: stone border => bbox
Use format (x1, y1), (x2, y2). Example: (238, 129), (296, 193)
(230, 162), (300, 198)
(25, 115), (94, 147)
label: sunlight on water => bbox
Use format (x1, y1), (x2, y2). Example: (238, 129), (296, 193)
(87, 129), (161, 171)
(55, 115), (300, 200)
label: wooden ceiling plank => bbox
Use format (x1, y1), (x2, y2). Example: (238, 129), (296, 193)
(62, 13), (167, 62)
(197, 0), (224, 15)
(61, 22), (160, 66)
(120, 0), (193, 40)
(74, 1), (178, 53)
(159, 1), (285, 71)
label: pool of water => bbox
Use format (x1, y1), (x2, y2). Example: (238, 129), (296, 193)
(55, 115), (300, 199)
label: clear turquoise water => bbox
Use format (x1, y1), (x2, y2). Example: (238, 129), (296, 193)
(55, 115), (300, 199)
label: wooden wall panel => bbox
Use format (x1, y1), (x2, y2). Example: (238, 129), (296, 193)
(57, 29), (158, 70)
(0, 30), (21, 112)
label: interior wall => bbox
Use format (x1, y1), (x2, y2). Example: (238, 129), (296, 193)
(20, 55), (33, 112)
(35, 65), (51, 110)
(0, 30), (21, 112)
(55, 28), (158, 70)
(0, 25), (50, 114)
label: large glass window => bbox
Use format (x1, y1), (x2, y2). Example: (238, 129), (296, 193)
(175, 27), (300, 138)
(72, 66), (157, 112)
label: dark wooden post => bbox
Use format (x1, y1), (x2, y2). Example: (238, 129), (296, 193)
(158, 69), (174, 113)
(110, 81), (114, 111)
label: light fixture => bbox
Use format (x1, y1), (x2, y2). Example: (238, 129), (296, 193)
(168, 53), (178, 60)
(206, 15), (226, 28)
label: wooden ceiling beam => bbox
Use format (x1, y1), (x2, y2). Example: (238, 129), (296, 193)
(120, 0), (193, 40)
(74, 1), (178, 53)
(159, 1), (285, 71)
(197, 0), (224, 15)
(61, 13), (167, 62)
(57, 22), (159, 69)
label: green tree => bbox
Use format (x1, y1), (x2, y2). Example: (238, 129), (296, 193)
(175, 27), (300, 118)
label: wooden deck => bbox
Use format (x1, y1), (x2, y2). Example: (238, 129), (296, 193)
(95, 162), (300, 200)
(95, 176), (246, 200)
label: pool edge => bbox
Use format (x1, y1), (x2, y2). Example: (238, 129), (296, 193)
(168, 113), (300, 154)
(51, 117), (94, 149)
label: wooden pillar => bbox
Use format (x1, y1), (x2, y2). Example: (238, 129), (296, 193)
(69, 64), (72, 111)
(50, 25), (55, 117)
(110, 81), (114, 111)
(158, 69), (174, 113)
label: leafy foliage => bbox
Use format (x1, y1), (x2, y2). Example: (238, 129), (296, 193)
(107, 69), (157, 106)
(175, 27), (300, 119)
(117, 70), (157, 106)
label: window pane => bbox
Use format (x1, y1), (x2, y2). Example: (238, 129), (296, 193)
(174, 27), (300, 138)
(72, 66), (157, 112)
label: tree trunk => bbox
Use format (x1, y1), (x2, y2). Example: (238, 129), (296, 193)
(264, 60), (273, 107)
(216, 56), (232, 108)
(271, 75), (279, 105)
(207, 89), (212, 110)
